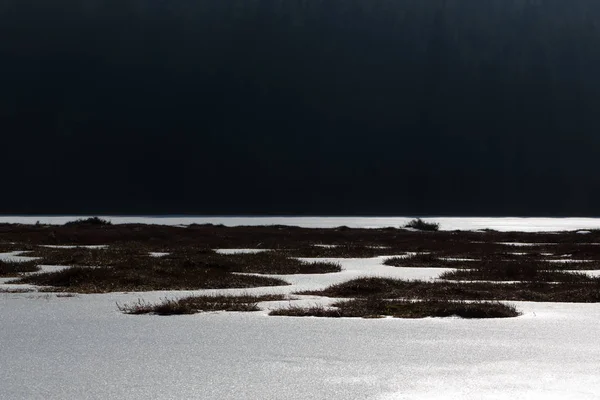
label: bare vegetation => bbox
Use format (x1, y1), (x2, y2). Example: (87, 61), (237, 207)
(207, 252), (341, 274)
(3, 222), (600, 307)
(384, 253), (471, 268)
(0, 260), (39, 277)
(404, 218), (440, 231)
(300, 277), (600, 303)
(22, 247), (145, 267)
(16, 262), (289, 293)
(439, 262), (596, 282)
(270, 299), (519, 319)
(64, 217), (112, 226)
(118, 294), (285, 315)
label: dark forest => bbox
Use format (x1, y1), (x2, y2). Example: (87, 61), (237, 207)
(2, 0), (600, 215)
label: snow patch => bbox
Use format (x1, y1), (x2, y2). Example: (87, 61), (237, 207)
(149, 252), (170, 258)
(214, 249), (271, 255)
(40, 245), (107, 249)
(1, 216), (600, 232)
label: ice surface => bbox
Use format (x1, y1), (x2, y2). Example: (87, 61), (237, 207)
(3, 218), (600, 398)
(2, 216), (600, 232)
(214, 249), (271, 255)
(2, 293), (600, 399)
(149, 252), (170, 257)
(497, 242), (556, 247)
(0, 251), (39, 262)
(40, 245), (107, 249)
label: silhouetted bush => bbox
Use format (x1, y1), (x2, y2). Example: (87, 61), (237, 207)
(64, 217), (112, 227)
(270, 299), (520, 319)
(404, 219), (440, 231)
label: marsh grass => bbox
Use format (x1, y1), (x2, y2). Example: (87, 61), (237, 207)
(270, 298), (519, 318)
(385, 253), (600, 272)
(439, 262), (596, 282)
(0, 260), (39, 276)
(0, 288), (36, 293)
(301, 277), (600, 302)
(13, 249), (341, 293)
(25, 247), (340, 274)
(0, 242), (36, 253)
(4, 222), (600, 299)
(282, 245), (384, 258)
(173, 251), (342, 274)
(23, 247), (146, 267)
(118, 294), (285, 315)
(17, 261), (289, 293)
(64, 217), (112, 226)
(404, 219), (440, 231)
(383, 253), (472, 268)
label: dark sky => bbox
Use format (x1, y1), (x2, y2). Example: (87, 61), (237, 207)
(2, 0), (600, 216)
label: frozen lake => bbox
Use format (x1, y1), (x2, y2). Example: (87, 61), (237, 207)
(1, 215), (600, 232)
(2, 218), (600, 398)
(2, 292), (600, 400)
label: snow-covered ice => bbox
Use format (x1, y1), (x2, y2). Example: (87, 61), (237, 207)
(3, 218), (600, 398)
(2, 216), (600, 232)
(2, 255), (600, 399)
(214, 249), (271, 255)
(497, 242), (556, 247)
(2, 291), (600, 399)
(149, 252), (170, 258)
(0, 251), (39, 262)
(39, 244), (107, 249)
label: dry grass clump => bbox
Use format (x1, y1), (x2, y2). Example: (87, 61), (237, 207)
(0, 260), (39, 276)
(383, 253), (472, 268)
(301, 277), (600, 303)
(548, 244), (600, 261)
(0, 242), (36, 253)
(118, 294), (285, 315)
(12, 249), (341, 293)
(439, 261), (596, 282)
(270, 298), (519, 319)
(64, 217), (112, 226)
(404, 218), (440, 231)
(23, 247), (147, 267)
(25, 247), (340, 275)
(16, 259), (289, 293)
(185, 251), (342, 274)
(385, 253), (600, 272)
(0, 288), (36, 293)
(282, 245), (384, 258)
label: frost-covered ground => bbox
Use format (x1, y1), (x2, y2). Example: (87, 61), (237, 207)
(2, 290), (600, 399)
(2, 215), (600, 232)
(2, 217), (600, 399)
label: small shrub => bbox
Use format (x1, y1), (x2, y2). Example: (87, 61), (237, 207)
(383, 253), (468, 268)
(0, 260), (39, 276)
(439, 261), (596, 283)
(269, 304), (342, 317)
(300, 277), (600, 302)
(64, 217), (112, 227)
(404, 218), (440, 231)
(118, 294), (285, 315)
(16, 261), (289, 293)
(270, 299), (520, 319)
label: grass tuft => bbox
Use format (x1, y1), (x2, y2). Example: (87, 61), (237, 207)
(270, 299), (519, 318)
(404, 218), (440, 231)
(16, 261), (289, 293)
(118, 294), (285, 315)
(384, 253), (469, 268)
(0, 260), (39, 276)
(301, 277), (600, 303)
(64, 217), (112, 227)
(439, 262), (595, 282)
